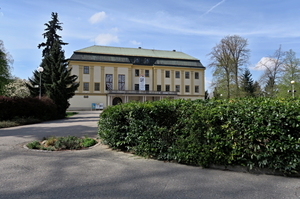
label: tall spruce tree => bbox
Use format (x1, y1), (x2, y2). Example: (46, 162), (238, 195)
(240, 68), (255, 97)
(27, 12), (79, 118)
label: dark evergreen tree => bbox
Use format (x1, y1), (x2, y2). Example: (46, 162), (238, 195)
(27, 12), (79, 118)
(27, 12), (68, 97)
(44, 40), (79, 118)
(240, 68), (255, 97)
(205, 90), (210, 100)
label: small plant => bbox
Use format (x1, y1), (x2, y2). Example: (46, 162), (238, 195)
(82, 138), (97, 148)
(26, 140), (41, 149)
(26, 136), (98, 151)
(54, 136), (82, 150)
(45, 136), (57, 146)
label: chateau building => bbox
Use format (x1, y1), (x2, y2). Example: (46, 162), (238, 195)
(67, 45), (205, 110)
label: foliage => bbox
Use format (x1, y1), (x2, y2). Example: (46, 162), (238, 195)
(0, 96), (57, 121)
(26, 141), (41, 149)
(26, 136), (97, 151)
(4, 78), (30, 98)
(82, 137), (97, 148)
(27, 12), (79, 118)
(0, 40), (13, 95)
(99, 98), (300, 174)
(54, 136), (82, 150)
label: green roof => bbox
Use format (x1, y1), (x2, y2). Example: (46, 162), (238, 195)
(76, 45), (199, 61)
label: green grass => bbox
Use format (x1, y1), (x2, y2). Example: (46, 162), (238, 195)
(0, 118), (42, 128)
(0, 112), (78, 128)
(66, 112), (78, 117)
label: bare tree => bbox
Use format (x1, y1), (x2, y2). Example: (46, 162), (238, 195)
(257, 45), (285, 97)
(208, 35), (250, 98)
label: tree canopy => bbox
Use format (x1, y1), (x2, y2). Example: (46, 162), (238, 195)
(208, 35), (250, 98)
(0, 40), (13, 95)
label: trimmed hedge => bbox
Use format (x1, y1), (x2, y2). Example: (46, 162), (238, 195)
(0, 96), (57, 121)
(98, 98), (300, 174)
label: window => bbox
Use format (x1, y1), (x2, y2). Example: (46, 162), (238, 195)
(83, 82), (89, 91)
(94, 83), (100, 91)
(135, 69), (139, 76)
(195, 85), (199, 93)
(145, 84), (149, 91)
(175, 85), (180, 92)
(145, 70), (149, 77)
(175, 71), (180, 78)
(135, 84), (139, 91)
(185, 72), (190, 79)
(165, 71), (170, 78)
(195, 72), (199, 79)
(83, 66), (89, 74)
(157, 85), (161, 91)
(106, 74), (113, 90)
(118, 75), (125, 90)
(185, 85), (190, 92)
(165, 85), (170, 91)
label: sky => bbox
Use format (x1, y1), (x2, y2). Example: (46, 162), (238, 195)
(1, 0), (300, 92)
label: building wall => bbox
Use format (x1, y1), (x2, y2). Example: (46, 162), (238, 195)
(68, 60), (205, 110)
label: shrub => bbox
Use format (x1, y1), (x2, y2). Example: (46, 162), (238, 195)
(82, 138), (97, 148)
(26, 141), (41, 149)
(54, 136), (82, 150)
(0, 96), (57, 121)
(98, 98), (300, 174)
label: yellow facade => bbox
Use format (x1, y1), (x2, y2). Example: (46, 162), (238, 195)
(67, 46), (205, 110)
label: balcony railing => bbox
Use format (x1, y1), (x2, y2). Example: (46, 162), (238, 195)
(108, 90), (178, 95)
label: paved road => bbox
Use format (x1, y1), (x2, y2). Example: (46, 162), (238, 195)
(0, 111), (299, 199)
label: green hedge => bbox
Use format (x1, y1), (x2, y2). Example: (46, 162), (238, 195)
(0, 96), (57, 121)
(98, 98), (300, 174)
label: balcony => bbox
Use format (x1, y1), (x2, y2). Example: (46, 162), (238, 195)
(108, 90), (178, 95)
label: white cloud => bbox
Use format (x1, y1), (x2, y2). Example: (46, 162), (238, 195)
(130, 40), (141, 45)
(93, 34), (119, 45)
(89, 11), (106, 24)
(253, 57), (276, 71)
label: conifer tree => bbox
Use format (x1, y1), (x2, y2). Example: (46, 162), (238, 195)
(240, 68), (255, 97)
(27, 12), (79, 118)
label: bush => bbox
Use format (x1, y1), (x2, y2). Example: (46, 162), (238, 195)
(26, 141), (41, 149)
(98, 98), (300, 174)
(0, 96), (57, 121)
(82, 138), (97, 148)
(54, 136), (82, 150)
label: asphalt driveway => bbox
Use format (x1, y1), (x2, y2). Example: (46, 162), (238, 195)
(0, 111), (299, 199)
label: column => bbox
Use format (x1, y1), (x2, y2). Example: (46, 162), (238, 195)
(171, 70), (174, 91)
(113, 67), (118, 90)
(191, 71), (194, 95)
(101, 66), (105, 93)
(128, 68), (132, 90)
(78, 66), (83, 93)
(90, 66), (94, 93)
(161, 69), (164, 91)
(181, 70), (184, 94)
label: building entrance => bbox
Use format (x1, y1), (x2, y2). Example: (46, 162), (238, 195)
(112, 97), (122, 105)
